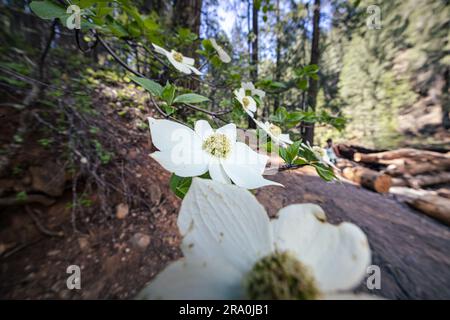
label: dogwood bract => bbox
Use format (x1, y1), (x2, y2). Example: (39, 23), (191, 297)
(241, 81), (266, 99)
(148, 118), (282, 189)
(234, 88), (257, 117)
(138, 178), (373, 300)
(152, 43), (202, 75)
(254, 119), (293, 147)
(210, 39), (231, 63)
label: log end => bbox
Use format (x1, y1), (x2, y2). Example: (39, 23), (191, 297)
(373, 174), (392, 193)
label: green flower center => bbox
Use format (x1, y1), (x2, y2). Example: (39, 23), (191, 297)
(202, 133), (231, 158)
(268, 124), (282, 137)
(172, 51), (184, 63)
(243, 251), (320, 300)
(242, 96), (250, 107)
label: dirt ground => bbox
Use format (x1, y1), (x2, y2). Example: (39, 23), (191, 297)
(1, 159), (450, 299)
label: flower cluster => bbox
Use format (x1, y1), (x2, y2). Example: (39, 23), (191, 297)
(148, 118), (281, 189)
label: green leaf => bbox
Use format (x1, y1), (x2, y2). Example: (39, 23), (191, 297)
(173, 93), (209, 104)
(169, 174), (192, 199)
(285, 141), (301, 164)
(30, 1), (66, 20)
(304, 64), (319, 74)
(279, 146), (288, 163)
(162, 104), (176, 115)
(161, 83), (176, 105)
(297, 78), (308, 90)
(293, 157), (308, 166)
(130, 75), (163, 97)
(313, 163), (337, 182)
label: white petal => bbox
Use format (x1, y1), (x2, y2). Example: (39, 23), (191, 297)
(210, 39), (231, 63)
(241, 82), (255, 91)
(246, 96), (257, 112)
(216, 123), (237, 143)
(167, 55), (192, 74)
(148, 117), (195, 152)
(210, 38), (220, 50)
(254, 119), (268, 132)
(271, 204), (371, 293)
(222, 142), (283, 189)
(188, 65), (203, 75)
(182, 56), (195, 66)
(195, 120), (214, 140)
(152, 43), (170, 57)
(151, 150), (208, 177)
(209, 159), (231, 184)
(178, 178), (273, 273)
(253, 88), (266, 98)
(235, 88), (245, 100)
(218, 50), (231, 63)
(279, 134), (293, 144)
(244, 108), (255, 117)
(136, 257), (243, 300)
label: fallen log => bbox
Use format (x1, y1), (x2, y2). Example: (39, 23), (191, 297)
(389, 187), (450, 226)
(406, 195), (450, 226)
(390, 172), (450, 189)
(385, 158), (450, 176)
(354, 148), (449, 164)
(335, 158), (358, 170)
(437, 188), (450, 199)
(342, 166), (392, 193)
(391, 177), (409, 187)
(336, 144), (384, 161)
(407, 172), (450, 189)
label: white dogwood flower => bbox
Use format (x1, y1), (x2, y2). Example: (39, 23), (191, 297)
(210, 39), (231, 63)
(302, 142), (337, 169)
(242, 81), (266, 99)
(152, 43), (202, 75)
(255, 120), (293, 147)
(137, 178), (374, 300)
(148, 118), (282, 189)
(234, 88), (257, 117)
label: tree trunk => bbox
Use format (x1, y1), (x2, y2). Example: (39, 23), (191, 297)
(303, 0), (321, 144)
(247, 0), (258, 129)
(442, 67), (450, 129)
(274, 0), (281, 112)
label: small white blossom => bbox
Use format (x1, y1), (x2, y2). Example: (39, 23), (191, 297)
(241, 81), (266, 99)
(138, 178), (375, 300)
(148, 118), (282, 189)
(254, 120), (293, 147)
(302, 142), (338, 170)
(210, 39), (231, 63)
(152, 43), (202, 75)
(234, 88), (257, 117)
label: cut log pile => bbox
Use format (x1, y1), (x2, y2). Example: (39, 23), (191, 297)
(336, 144), (450, 225)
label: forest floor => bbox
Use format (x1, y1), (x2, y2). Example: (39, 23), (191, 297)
(1, 80), (449, 300)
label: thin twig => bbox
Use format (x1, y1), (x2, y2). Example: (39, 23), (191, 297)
(26, 207), (64, 237)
